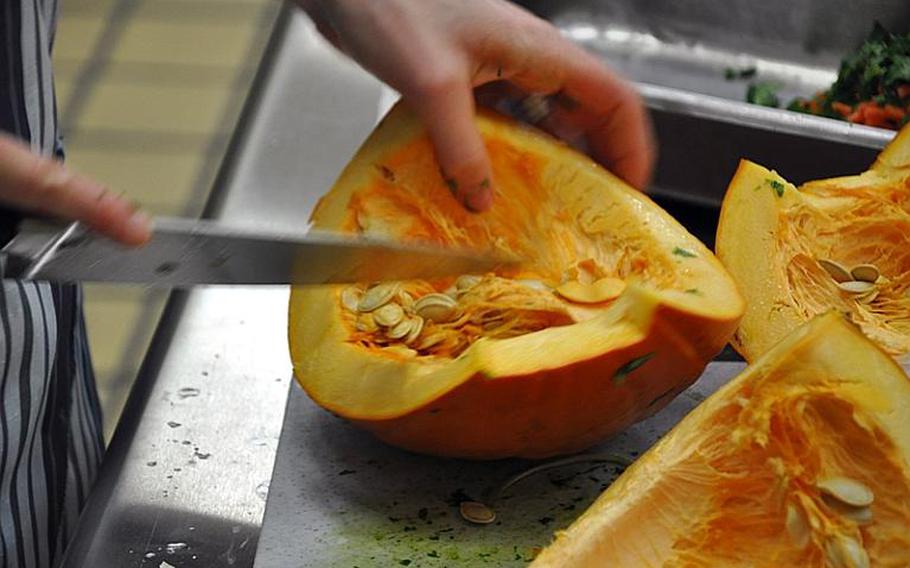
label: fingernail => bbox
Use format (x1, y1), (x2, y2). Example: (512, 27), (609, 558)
(122, 209), (152, 245)
(464, 180), (493, 212)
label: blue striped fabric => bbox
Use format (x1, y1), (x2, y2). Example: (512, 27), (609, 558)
(1, 1), (105, 567)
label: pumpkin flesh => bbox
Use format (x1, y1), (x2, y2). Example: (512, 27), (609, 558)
(289, 104), (743, 458)
(717, 125), (910, 361)
(531, 313), (910, 566)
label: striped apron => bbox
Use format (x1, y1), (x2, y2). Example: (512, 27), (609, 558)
(1, 1), (105, 567)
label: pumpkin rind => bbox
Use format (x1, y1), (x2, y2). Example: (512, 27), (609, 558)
(531, 313), (910, 566)
(717, 124), (910, 362)
(289, 103), (743, 459)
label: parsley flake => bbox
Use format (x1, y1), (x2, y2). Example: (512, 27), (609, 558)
(613, 353), (655, 384)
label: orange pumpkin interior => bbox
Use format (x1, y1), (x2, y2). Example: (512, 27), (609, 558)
(289, 103), (743, 458)
(531, 313), (910, 566)
(717, 124), (910, 362)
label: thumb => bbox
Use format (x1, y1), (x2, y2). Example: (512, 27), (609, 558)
(403, 73), (494, 212)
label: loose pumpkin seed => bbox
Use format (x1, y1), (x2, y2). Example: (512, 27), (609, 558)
(387, 318), (413, 340)
(822, 494), (873, 525)
(373, 303), (405, 327)
(459, 501), (496, 525)
(341, 287), (362, 312)
(818, 259), (852, 283)
(358, 283), (398, 312)
(836, 281), (876, 295)
(850, 264), (880, 283)
(556, 277), (625, 304)
(415, 293), (459, 323)
(404, 316), (424, 345)
(785, 502), (810, 549)
(817, 476), (874, 508)
(824, 535), (869, 568)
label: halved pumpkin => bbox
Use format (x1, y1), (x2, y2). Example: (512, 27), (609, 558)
(716, 124), (910, 362)
(531, 312), (910, 566)
(289, 103), (743, 459)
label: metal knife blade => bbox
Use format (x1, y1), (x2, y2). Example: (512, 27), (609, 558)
(0, 217), (518, 287)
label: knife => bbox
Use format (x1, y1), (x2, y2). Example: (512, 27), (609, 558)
(0, 217), (517, 287)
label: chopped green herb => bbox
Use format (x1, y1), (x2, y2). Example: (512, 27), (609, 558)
(672, 247), (697, 258)
(746, 82), (781, 107)
(427, 550), (440, 558)
(613, 353), (655, 384)
(398, 560), (412, 566)
(684, 288), (702, 295)
(767, 178), (786, 197)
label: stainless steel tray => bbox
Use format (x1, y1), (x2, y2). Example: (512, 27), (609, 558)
(519, 0), (906, 216)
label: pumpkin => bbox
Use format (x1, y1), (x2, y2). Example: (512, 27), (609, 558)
(288, 103), (743, 459)
(716, 124), (910, 362)
(531, 312), (910, 567)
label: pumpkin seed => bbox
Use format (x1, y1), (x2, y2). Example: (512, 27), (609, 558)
(355, 313), (378, 333)
(404, 316), (425, 345)
(459, 501), (496, 525)
(387, 318), (413, 340)
(817, 477), (874, 508)
(822, 494), (873, 525)
(455, 275), (482, 290)
(373, 303), (405, 327)
(358, 283), (398, 312)
(397, 290), (415, 307)
(818, 259), (852, 283)
(836, 281), (876, 295)
(417, 331), (447, 351)
(824, 535), (869, 568)
(556, 277), (625, 304)
(415, 293), (459, 323)
(785, 502), (810, 549)
(856, 289), (879, 304)
(341, 287), (362, 312)
(382, 345), (417, 358)
(850, 264), (880, 283)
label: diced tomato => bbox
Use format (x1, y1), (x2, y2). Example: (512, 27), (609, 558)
(831, 101), (853, 117)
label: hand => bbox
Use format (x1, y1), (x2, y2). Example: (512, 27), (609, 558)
(0, 134), (151, 246)
(299, 0), (655, 212)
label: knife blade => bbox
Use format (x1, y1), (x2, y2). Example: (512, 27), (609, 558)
(0, 217), (518, 287)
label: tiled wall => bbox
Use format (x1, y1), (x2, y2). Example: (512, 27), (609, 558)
(53, 0), (279, 440)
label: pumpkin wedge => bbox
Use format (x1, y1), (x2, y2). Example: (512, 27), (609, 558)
(289, 103), (743, 459)
(717, 124), (910, 362)
(531, 312), (910, 567)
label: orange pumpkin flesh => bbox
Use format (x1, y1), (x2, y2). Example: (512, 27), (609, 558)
(289, 103), (743, 459)
(531, 313), (910, 567)
(716, 124), (910, 362)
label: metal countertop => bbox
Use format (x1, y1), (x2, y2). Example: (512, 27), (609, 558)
(62, 9), (392, 567)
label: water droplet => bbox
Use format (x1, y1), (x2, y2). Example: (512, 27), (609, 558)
(177, 387), (201, 400)
(165, 542), (188, 554)
(144, 551), (157, 559)
(166, 421), (181, 428)
(256, 481), (270, 501)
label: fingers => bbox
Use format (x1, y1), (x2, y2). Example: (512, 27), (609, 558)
(403, 67), (494, 211)
(471, 10), (656, 190)
(0, 135), (151, 246)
